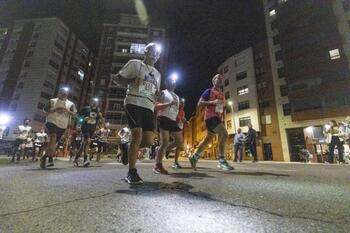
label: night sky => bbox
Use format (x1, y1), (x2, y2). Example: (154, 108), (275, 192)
(0, 0), (266, 117)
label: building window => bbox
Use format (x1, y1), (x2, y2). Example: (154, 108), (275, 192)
(343, 0), (350, 12)
(26, 51), (34, 57)
(236, 71), (247, 81)
(238, 101), (250, 111)
(269, 9), (276, 16)
(223, 66), (229, 73)
(130, 43), (146, 54)
(37, 102), (45, 110)
(225, 92), (230, 99)
(224, 79), (229, 86)
(259, 100), (270, 108)
(17, 82), (24, 89)
(122, 49), (128, 53)
(280, 85), (288, 97)
(49, 60), (60, 70)
(32, 32), (39, 39)
(277, 67), (285, 78)
(273, 35), (280, 45)
(54, 41), (64, 51)
(283, 103), (291, 116)
(237, 85), (249, 96)
(275, 50), (282, 61)
(227, 120), (232, 130)
(14, 93), (20, 100)
(23, 61), (31, 68)
(43, 80), (55, 90)
(329, 49), (340, 60)
(40, 92), (51, 100)
(29, 41), (36, 47)
(239, 117), (251, 127)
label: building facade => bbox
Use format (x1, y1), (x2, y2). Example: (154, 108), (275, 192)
(0, 17), (96, 137)
(217, 41), (283, 161)
(94, 14), (167, 135)
(262, 0), (350, 161)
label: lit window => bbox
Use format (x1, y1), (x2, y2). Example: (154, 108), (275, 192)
(239, 117), (251, 127)
(122, 49), (128, 53)
(237, 85), (249, 96)
(329, 49), (340, 60)
(130, 43), (146, 54)
(269, 9), (276, 16)
(78, 69), (85, 80)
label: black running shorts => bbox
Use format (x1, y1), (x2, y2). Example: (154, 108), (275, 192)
(157, 116), (181, 132)
(125, 104), (155, 131)
(45, 122), (65, 141)
(205, 117), (222, 133)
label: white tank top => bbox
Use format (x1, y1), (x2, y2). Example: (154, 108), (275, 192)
(157, 90), (179, 121)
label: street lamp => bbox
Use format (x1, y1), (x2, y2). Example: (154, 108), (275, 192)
(227, 100), (236, 133)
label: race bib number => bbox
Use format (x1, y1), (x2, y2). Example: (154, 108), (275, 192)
(87, 112), (97, 124)
(139, 81), (156, 97)
(215, 104), (224, 113)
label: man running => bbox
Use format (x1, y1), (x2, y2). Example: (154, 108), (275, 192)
(166, 98), (187, 169)
(118, 126), (130, 165)
(70, 124), (83, 161)
(111, 42), (162, 184)
(41, 87), (77, 168)
(189, 74), (234, 171)
(33, 127), (48, 162)
(73, 98), (103, 167)
(154, 77), (180, 174)
(95, 123), (110, 162)
(11, 118), (32, 162)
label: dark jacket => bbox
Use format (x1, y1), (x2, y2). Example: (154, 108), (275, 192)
(247, 128), (256, 145)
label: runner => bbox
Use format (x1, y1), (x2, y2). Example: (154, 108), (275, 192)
(41, 87), (77, 168)
(118, 126), (131, 165)
(154, 77), (180, 174)
(166, 98), (187, 169)
(73, 98), (103, 167)
(188, 74), (234, 171)
(111, 42), (162, 184)
(95, 123), (110, 162)
(70, 125), (83, 161)
(33, 127), (49, 162)
(11, 118), (32, 162)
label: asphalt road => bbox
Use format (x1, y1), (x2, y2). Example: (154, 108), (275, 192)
(0, 158), (349, 233)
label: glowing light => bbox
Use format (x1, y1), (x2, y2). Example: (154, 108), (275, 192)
(170, 72), (178, 83)
(62, 87), (70, 92)
(0, 113), (11, 125)
(155, 44), (162, 53)
(93, 97), (99, 102)
(228, 100), (233, 106)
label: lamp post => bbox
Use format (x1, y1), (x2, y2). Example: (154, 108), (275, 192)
(228, 100), (236, 133)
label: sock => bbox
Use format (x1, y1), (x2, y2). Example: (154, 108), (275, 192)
(194, 153), (201, 159)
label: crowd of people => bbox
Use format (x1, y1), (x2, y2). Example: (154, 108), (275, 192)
(8, 41), (348, 186)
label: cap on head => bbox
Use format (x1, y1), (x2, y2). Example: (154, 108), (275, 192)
(144, 42), (162, 59)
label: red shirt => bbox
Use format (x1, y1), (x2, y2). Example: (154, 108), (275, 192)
(200, 88), (225, 121)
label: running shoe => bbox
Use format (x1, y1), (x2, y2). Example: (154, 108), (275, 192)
(217, 160), (234, 171)
(40, 156), (46, 168)
(83, 160), (90, 167)
(188, 154), (198, 170)
(47, 157), (54, 167)
(153, 163), (169, 174)
(125, 169), (143, 185)
(73, 160), (79, 167)
(172, 162), (182, 169)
